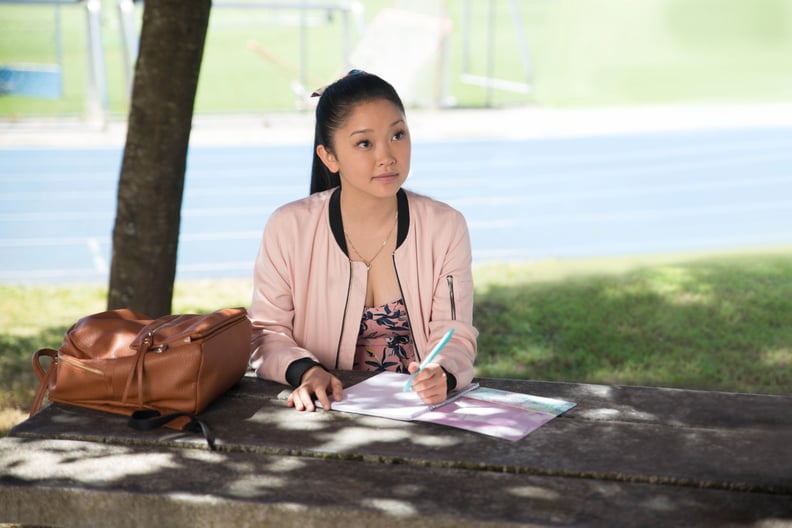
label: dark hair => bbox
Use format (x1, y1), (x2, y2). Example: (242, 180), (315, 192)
(310, 71), (406, 194)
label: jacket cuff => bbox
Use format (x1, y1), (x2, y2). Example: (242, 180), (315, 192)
(442, 367), (457, 392)
(286, 358), (326, 387)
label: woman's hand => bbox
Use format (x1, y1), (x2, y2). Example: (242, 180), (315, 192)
(406, 362), (448, 405)
(287, 366), (344, 412)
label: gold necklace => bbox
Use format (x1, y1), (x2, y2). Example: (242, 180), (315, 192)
(344, 212), (398, 271)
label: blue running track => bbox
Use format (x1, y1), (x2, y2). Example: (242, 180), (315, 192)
(1, 126), (790, 284)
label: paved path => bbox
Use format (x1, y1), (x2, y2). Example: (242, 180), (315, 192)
(1, 103), (791, 284)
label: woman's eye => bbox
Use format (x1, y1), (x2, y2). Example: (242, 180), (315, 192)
(356, 140), (370, 148)
(393, 130), (405, 141)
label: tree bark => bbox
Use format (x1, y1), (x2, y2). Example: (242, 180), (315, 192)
(108, 0), (211, 317)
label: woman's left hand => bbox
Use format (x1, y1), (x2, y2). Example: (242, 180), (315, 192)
(406, 362), (447, 404)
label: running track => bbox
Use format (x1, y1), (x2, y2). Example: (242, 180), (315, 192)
(1, 126), (791, 284)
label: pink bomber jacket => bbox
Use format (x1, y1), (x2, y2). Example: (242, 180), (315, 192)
(248, 187), (478, 388)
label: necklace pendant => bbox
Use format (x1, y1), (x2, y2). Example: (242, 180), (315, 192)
(343, 211), (397, 273)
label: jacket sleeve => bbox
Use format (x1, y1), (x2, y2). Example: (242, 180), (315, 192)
(429, 209), (478, 389)
(248, 208), (320, 385)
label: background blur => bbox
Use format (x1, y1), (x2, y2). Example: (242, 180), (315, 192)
(2, 0), (792, 119)
(2, 0), (792, 284)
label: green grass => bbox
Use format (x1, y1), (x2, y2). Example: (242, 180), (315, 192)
(2, 0), (792, 118)
(3, 250), (791, 436)
(473, 250), (792, 392)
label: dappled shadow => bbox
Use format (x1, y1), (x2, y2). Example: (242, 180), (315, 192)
(4, 384), (792, 527)
(5, 362), (792, 526)
(3, 437), (789, 526)
(473, 254), (792, 394)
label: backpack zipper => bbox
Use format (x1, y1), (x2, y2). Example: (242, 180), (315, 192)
(141, 316), (185, 353)
(58, 354), (104, 376)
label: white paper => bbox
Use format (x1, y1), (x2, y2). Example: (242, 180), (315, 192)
(323, 372), (575, 442)
(327, 371), (477, 421)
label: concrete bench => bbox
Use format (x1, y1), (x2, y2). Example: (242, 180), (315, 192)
(2, 371), (791, 527)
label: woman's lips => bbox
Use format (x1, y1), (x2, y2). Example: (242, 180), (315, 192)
(373, 172), (399, 182)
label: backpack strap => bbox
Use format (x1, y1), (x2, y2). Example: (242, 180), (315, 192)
(128, 410), (216, 451)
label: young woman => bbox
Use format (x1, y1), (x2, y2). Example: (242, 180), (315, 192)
(249, 71), (477, 412)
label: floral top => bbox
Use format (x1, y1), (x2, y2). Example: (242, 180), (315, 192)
(353, 299), (416, 373)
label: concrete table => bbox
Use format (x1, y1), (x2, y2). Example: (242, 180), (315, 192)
(2, 371), (791, 527)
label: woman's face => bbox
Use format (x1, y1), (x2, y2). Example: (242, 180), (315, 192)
(317, 98), (411, 201)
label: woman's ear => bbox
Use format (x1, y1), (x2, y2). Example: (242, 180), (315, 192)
(316, 145), (339, 174)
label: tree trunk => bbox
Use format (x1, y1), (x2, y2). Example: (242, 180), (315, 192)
(108, 0), (212, 317)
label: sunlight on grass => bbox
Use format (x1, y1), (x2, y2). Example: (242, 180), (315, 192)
(643, 267), (715, 306)
(473, 249), (792, 395)
(762, 347), (791, 369)
(172, 279), (254, 313)
(0, 285), (107, 332)
(0, 408), (27, 436)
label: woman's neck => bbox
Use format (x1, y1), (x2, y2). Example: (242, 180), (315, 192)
(339, 190), (398, 227)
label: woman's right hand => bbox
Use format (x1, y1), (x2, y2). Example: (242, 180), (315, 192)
(287, 366), (344, 412)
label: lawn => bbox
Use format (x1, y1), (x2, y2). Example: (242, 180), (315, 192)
(473, 250), (792, 392)
(3, 249), (791, 436)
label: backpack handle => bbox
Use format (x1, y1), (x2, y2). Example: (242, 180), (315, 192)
(30, 349), (58, 416)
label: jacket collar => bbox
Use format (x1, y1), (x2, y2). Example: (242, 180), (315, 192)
(329, 187), (409, 256)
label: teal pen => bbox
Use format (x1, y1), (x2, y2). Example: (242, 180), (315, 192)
(402, 328), (455, 392)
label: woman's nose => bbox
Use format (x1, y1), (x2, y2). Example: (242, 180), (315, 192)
(378, 145), (395, 167)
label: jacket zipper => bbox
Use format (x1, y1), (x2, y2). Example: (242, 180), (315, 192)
(392, 253), (420, 360)
(393, 263), (460, 363)
(447, 275), (457, 321)
(336, 259), (354, 369)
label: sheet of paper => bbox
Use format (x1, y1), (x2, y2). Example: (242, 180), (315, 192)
(328, 371), (478, 421)
(414, 388), (576, 441)
(329, 371), (431, 420)
(466, 387), (577, 415)
(326, 372), (576, 442)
